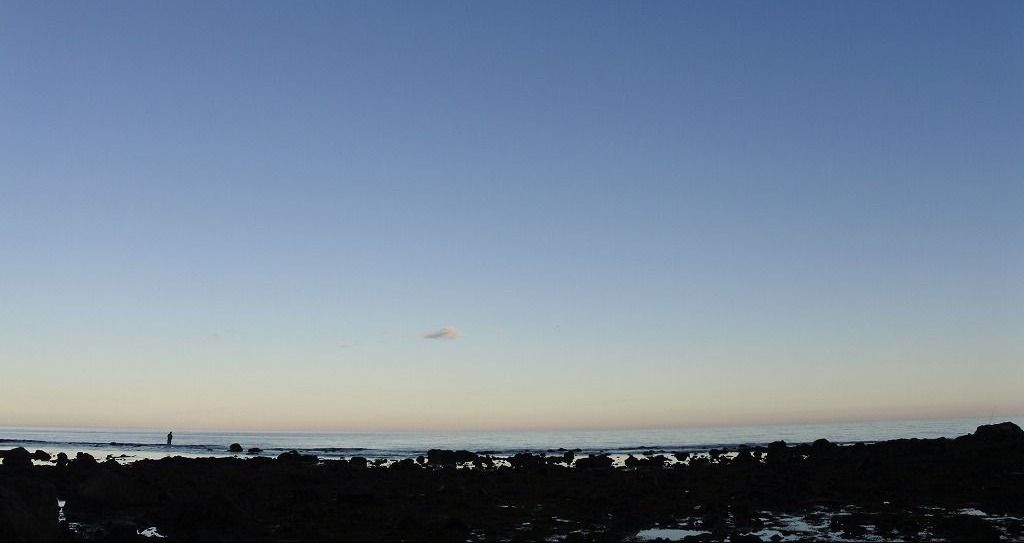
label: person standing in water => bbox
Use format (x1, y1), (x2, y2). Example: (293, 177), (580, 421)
(167, 431), (173, 446)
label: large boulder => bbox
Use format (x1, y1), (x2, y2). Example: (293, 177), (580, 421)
(0, 478), (60, 541)
(1, 447), (33, 468)
(732, 449), (754, 465)
(574, 454), (613, 469)
(228, 443), (243, 453)
(766, 440), (788, 460)
(971, 422), (1024, 443)
(426, 449), (477, 466)
(812, 438), (835, 452)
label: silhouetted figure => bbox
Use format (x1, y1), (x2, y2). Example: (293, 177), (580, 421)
(167, 432), (173, 446)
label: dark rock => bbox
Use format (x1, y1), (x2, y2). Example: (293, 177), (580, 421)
(55, 452), (69, 468)
(766, 440), (795, 466)
(426, 449), (478, 466)
(812, 438), (835, 452)
(160, 491), (250, 532)
(731, 500), (756, 529)
(228, 443), (243, 453)
(640, 454), (670, 468)
(335, 492), (374, 506)
(688, 455), (711, 467)
(971, 422), (1024, 443)
(0, 478), (60, 541)
(247, 447), (262, 454)
(348, 456), (368, 468)
(30, 450), (51, 462)
(277, 450), (317, 463)
(1, 447), (33, 468)
(75, 452), (98, 466)
(425, 515), (469, 539)
(508, 453), (544, 469)
(544, 453), (569, 466)
(934, 514), (1001, 542)
(733, 448), (754, 465)
(77, 468), (160, 508)
(390, 458), (419, 471)
(624, 454), (640, 468)
(873, 511), (922, 537)
(574, 454), (613, 469)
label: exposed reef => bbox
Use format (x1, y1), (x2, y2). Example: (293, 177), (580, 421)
(1, 422), (1022, 541)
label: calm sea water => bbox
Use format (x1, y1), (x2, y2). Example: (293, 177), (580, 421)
(2, 416), (1020, 462)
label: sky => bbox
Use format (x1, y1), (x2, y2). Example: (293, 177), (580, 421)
(1, 1), (1022, 432)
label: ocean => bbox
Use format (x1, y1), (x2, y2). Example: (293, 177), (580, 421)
(2, 416), (1020, 463)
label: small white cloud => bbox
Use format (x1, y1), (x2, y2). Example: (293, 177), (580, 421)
(423, 325), (462, 340)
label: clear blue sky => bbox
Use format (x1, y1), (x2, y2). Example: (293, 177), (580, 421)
(1, 1), (1021, 431)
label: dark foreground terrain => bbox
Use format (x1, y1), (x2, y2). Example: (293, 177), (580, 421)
(1, 423), (1023, 541)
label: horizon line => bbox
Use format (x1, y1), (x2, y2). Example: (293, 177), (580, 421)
(3, 412), (1021, 436)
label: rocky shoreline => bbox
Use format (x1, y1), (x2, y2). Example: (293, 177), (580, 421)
(1, 422), (1022, 541)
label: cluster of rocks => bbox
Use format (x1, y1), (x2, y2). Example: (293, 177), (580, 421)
(0, 448), (52, 469)
(226, 443), (261, 454)
(422, 448), (580, 469)
(0, 422), (1021, 541)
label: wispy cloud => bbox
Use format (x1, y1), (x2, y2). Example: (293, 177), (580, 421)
(423, 325), (462, 340)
